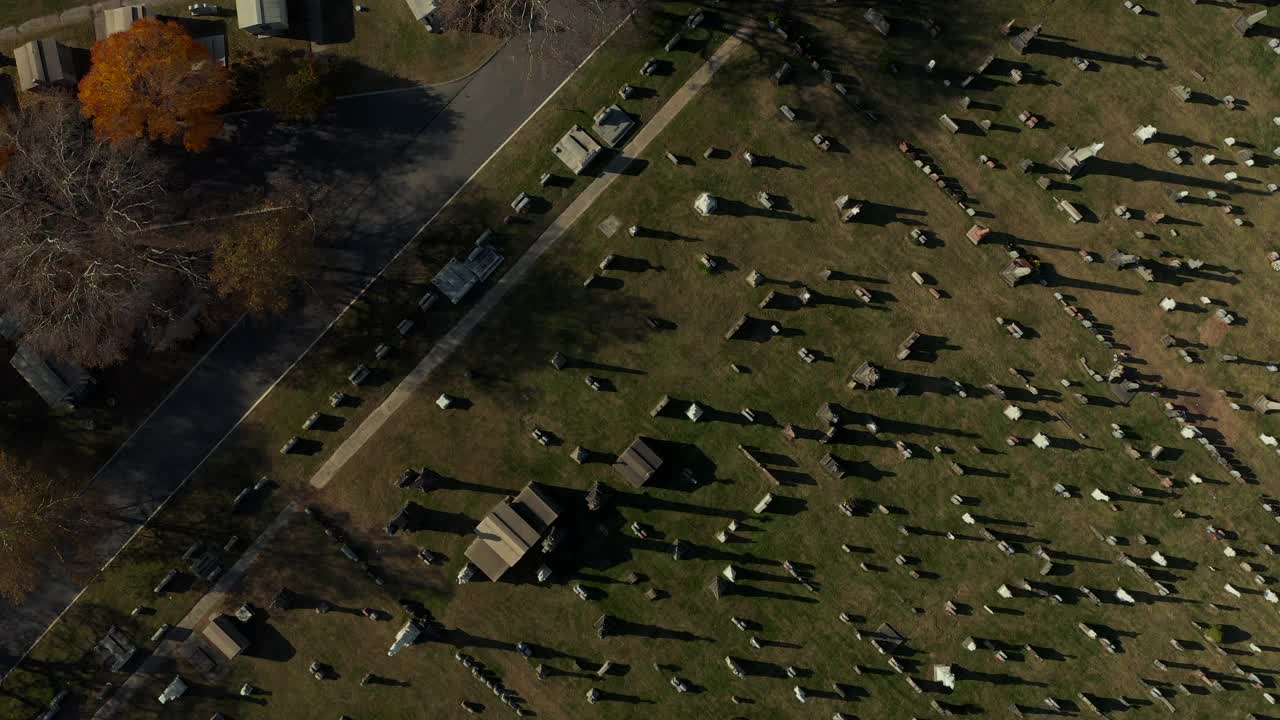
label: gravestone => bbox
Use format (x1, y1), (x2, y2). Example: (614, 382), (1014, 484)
(864, 7), (890, 36)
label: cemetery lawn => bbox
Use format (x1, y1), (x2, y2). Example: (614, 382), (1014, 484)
(0, 5), (729, 717)
(54, 0), (1280, 718)
(5, 0), (1279, 718)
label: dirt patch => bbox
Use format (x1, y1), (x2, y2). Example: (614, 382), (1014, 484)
(1197, 317), (1228, 347)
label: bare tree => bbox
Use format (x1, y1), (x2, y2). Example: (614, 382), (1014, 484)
(211, 208), (311, 316)
(0, 452), (85, 604)
(0, 92), (209, 367)
(435, 0), (633, 59)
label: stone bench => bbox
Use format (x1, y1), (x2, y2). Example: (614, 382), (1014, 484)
(1057, 200), (1084, 224)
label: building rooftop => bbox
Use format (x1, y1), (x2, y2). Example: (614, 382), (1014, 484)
(99, 4), (148, 39)
(14, 39), (78, 91)
(614, 436), (664, 488)
(431, 244), (504, 304)
(9, 344), (92, 409)
(465, 483), (560, 581)
(202, 615), (250, 660)
(591, 104), (637, 148)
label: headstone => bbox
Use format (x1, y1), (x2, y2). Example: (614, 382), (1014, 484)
(1232, 9), (1268, 36)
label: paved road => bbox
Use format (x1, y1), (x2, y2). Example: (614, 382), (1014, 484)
(0, 34), (595, 673)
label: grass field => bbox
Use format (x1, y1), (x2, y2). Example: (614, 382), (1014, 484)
(5, 0), (1280, 718)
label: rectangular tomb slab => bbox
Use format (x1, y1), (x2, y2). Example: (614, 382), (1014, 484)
(592, 104), (637, 149)
(553, 124), (604, 174)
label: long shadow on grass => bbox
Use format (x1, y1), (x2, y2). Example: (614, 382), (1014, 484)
(613, 490), (746, 521)
(707, 0), (999, 138)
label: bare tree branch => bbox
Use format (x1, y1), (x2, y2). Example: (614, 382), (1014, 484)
(0, 92), (208, 367)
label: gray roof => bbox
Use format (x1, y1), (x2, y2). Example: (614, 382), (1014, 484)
(202, 615), (250, 659)
(0, 315), (19, 342)
(431, 245), (504, 304)
(9, 344), (92, 409)
(236, 0), (288, 32)
(465, 483), (560, 581)
(614, 436), (663, 488)
(552, 125), (603, 175)
(101, 5), (148, 39)
(194, 30), (228, 66)
(405, 0), (438, 21)
(96, 626), (138, 671)
(14, 39), (78, 91)
(591, 105), (636, 149)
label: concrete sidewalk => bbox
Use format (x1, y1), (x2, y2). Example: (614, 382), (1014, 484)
(311, 22), (755, 489)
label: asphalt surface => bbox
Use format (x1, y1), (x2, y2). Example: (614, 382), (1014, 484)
(0, 36), (590, 673)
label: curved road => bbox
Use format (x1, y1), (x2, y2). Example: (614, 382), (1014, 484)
(0, 29), (608, 673)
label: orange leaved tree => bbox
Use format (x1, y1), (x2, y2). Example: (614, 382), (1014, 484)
(78, 18), (232, 152)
